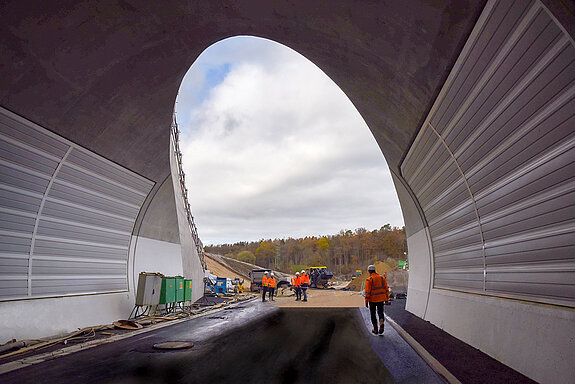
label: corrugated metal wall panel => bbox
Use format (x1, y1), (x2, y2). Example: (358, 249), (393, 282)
(0, 115), (69, 159)
(0, 189), (42, 214)
(48, 183), (140, 218)
(57, 165), (146, 206)
(0, 164), (51, 194)
(0, 279), (28, 298)
(33, 238), (126, 260)
(401, 0), (575, 306)
(0, 212), (36, 233)
(431, 0), (533, 133)
(32, 259), (126, 276)
(42, 201), (134, 232)
(66, 149), (153, 193)
(31, 278), (127, 295)
(0, 107), (154, 301)
(36, 221), (131, 247)
(0, 256), (29, 275)
(1, 140), (60, 175)
(0, 233), (32, 254)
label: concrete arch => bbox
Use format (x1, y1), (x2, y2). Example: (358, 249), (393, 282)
(1, 1), (574, 382)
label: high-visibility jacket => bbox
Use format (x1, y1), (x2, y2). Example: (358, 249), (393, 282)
(300, 273), (310, 286)
(269, 277), (276, 288)
(262, 275), (269, 287)
(365, 272), (389, 303)
(295, 276), (301, 287)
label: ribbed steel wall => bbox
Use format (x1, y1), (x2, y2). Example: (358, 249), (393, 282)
(0, 107), (154, 301)
(401, 0), (575, 307)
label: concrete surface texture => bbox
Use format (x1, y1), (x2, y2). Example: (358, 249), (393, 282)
(0, 0), (487, 181)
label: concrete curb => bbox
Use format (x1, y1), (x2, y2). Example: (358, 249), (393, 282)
(385, 314), (462, 384)
(0, 297), (257, 375)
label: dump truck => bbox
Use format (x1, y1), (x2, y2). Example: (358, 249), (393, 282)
(308, 266), (334, 288)
(249, 269), (272, 292)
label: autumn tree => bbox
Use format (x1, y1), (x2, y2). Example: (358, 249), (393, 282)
(255, 240), (276, 268)
(205, 225), (407, 276)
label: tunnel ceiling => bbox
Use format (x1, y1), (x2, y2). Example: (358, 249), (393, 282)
(0, 0), (491, 182)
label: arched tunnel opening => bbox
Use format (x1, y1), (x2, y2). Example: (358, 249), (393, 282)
(1, 1), (574, 383)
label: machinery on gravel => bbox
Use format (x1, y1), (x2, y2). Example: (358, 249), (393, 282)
(308, 266), (334, 288)
(248, 269), (272, 292)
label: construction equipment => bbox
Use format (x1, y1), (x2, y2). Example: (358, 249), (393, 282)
(275, 277), (291, 296)
(249, 269), (272, 292)
(351, 269), (362, 279)
(232, 278), (244, 294)
(308, 266), (334, 288)
(204, 273), (218, 294)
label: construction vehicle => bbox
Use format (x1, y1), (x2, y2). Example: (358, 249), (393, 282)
(248, 269), (272, 292)
(308, 266), (334, 288)
(232, 277), (244, 294)
(275, 277), (291, 296)
(351, 269), (362, 279)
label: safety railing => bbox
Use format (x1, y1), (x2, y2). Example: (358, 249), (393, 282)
(170, 113), (207, 270)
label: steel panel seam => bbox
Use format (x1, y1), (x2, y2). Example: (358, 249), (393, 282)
(27, 147), (72, 296)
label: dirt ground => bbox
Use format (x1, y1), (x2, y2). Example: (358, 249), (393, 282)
(205, 255), (245, 281)
(272, 287), (364, 308)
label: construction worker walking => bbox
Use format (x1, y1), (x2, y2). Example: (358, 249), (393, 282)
(364, 264), (390, 335)
(300, 270), (310, 302)
(268, 272), (277, 301)
(262, 272), (269, 302)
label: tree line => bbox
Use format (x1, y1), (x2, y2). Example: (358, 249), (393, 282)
(204, 225), (407, 276)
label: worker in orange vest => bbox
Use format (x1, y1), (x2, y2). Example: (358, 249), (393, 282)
(300, 269), (310, 302)
(292, 272), (302, 301)
(268, 272), (277, 301)
(261, 272), (269, 302)
(364, 264), (390, 335)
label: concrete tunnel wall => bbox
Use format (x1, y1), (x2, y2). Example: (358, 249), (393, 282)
(1, 0), (575, 382)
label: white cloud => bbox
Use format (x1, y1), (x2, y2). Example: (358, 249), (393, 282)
(177, 37), (404, 244)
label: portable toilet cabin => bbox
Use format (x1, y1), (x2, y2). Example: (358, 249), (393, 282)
(215, 277), (227, 294)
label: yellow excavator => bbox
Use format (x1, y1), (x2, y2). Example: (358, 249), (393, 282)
(232, 277), (244, 294)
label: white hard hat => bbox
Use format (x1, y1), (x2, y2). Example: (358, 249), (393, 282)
(368, 264), (376, 272)
(301, 270), (306, 274)
(271, 272), (274, 276)
(264, 271), (268, 275)
(295, 272), (300, 275)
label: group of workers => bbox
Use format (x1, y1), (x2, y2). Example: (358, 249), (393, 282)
(261, 272), (276, 302)
(290, 270), (310, 302)
(260, 265), (389, 336)
(261, 270), (311, 302)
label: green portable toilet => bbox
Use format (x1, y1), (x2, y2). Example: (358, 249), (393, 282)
(184, 279), (193, 301)
(159, 276), (176, 304)
(175, 276), (185, 302)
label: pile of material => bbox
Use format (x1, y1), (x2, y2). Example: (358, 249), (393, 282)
(345, 262), (393, 291)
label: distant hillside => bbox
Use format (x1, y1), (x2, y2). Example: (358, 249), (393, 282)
(205, 225), (407, 276)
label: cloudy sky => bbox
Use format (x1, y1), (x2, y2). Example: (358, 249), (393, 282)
(176, 36), (403, 245)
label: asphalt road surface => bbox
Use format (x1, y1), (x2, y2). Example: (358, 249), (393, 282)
(0, 298), (447, 384)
